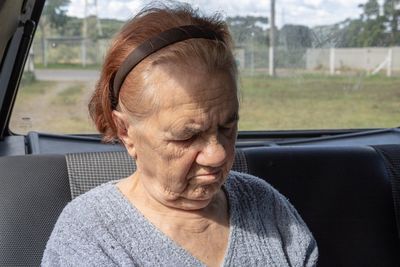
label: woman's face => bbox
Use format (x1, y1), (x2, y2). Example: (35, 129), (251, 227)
(122, 65), (238, 211)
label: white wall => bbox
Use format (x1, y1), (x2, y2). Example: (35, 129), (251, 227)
(306, 47), (400, 72)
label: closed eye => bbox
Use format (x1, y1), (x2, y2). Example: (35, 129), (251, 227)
(219, 121), (237, 131)
(219, 125), (236, 138)
(220, 125), (233, 130)
(172, 134), (198, 144)
(219, 126), (231, 132)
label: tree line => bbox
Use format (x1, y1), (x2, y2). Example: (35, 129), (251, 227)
(39, 0), (400, 50)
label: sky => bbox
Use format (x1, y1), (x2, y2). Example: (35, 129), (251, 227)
(66, 0), (378, 28)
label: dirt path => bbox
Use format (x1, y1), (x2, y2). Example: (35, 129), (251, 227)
(10, 80), (96, 134)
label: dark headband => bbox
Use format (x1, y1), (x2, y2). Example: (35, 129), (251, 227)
(111, 25), (224, 108)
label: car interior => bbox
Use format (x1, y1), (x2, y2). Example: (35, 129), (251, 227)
(1, 0), (400, 266)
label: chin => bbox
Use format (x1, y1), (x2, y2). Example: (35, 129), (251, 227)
(178, 189), (222, 211)
(177, 198), (214, 211)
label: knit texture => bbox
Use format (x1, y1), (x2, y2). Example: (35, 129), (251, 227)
(42, 171), (318, 266)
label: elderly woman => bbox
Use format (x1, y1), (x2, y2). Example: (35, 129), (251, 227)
(42, 4), (318, 267)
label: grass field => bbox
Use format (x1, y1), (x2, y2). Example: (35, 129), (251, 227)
(10, 79), (96, 134)
(9, 73), (400, 134)
(238, 74), (400, 130)
(35, 63), (102, 70)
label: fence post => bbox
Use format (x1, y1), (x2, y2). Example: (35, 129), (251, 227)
(81, 39), (87, 67)
(269, 0), (276, 77)
(44, 39), (48, 67)
(387, 48), (392, 77)
(27, 47), (35, 72)
(366, 49), (370, 75)
(330, 47), (335, 75)
(251, 32), (254, 76)
(269, 47), (274, 76)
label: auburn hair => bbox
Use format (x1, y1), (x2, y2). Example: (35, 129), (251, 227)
(88, 3), (237, 142)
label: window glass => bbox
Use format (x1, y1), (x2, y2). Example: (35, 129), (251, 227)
(10, 0), (400, 134)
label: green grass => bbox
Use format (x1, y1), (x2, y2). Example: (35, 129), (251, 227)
(52, 85), (84, 105)
(8, 74), (400, 134)
(10, 80), (96, 134)
(35, 63), (101, 70)
(238, 74), (400, 130)
(17, 80), (55, 97)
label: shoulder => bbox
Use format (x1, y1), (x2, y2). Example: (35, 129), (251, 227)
(44, 182), (119, 247)
(226, 170), (307, 228)
(57, 182), (118, 225)
(226, 171), (318, 266)
(226, 171), (283, 205)
(42, 182), (124, 266)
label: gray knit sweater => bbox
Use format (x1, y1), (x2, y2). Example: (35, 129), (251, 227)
(42, 171), (318, 266)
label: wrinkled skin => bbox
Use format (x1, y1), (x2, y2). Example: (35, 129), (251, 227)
(116, 65), (239, 211)
(114, 65), (238, 266)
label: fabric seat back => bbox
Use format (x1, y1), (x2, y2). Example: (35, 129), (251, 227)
(0, 155), (70, 266)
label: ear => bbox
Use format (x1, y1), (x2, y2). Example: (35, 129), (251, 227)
(112, 110), (137, 159)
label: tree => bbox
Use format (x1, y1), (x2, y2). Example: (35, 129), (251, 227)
(42, 0), (71, 31)
(361, 16), (387, 46)
(384, 0), (400, 45)
(335, 19), (364, 47)
(226, 16), (268, 45)
(279, 25), (313, 49)
(333, 0), (389, 47)
(359, 0), (380, 20)
(277, 25), (312, 68)
(38, 0), (71, 65)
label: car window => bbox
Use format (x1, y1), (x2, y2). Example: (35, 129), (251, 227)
(9, 0), (400, 134)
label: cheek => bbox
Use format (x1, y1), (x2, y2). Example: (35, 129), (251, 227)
(222, 127), (237, 151)
(222, 131), (237, 171)
(151, 144), (199, 191)
(165, 147), (198, 179)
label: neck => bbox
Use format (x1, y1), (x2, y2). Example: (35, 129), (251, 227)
(117, 172), (229, 233)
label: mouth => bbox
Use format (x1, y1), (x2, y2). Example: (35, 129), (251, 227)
(188, 170), (222, 185)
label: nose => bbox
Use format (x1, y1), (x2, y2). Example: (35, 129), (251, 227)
(196, 136), (227, 167)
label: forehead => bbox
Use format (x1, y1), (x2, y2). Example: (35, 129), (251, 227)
(141, 65), (238, 131)
(148, 64), (238, 110)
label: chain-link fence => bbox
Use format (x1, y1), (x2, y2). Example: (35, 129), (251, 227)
(29, 37), (400, 77)
(31, 38), (110, 67)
